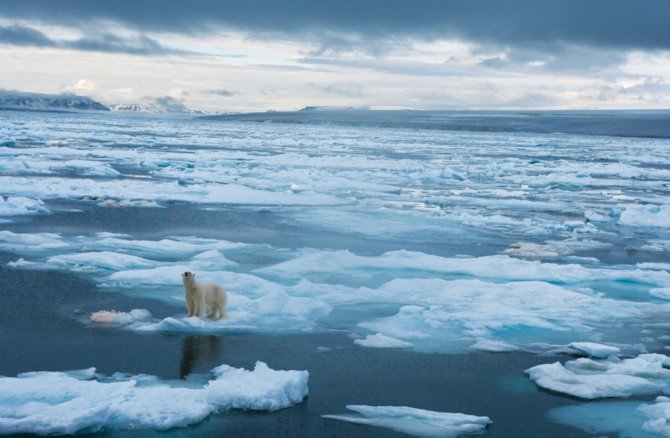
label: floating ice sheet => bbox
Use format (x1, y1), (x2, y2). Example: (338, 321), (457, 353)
(620, 204), (670, 228)
(526, 353), (670, 399)
(0, 196), (48, 217)
(568, 342), (621, 359)
(0, 362), (308, 435)
(354, 333), (413, 348)
(323, 405), (491, 437)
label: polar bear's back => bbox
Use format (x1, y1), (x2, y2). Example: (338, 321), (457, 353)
(201, 282), (227, 306)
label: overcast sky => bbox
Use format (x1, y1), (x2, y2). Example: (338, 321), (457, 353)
(1, 0), (669, 112)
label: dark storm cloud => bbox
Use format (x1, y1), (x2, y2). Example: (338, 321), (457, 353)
(0, 25), (56, 47)
(0, 24), (192, 56)
(0, 0), (669, 51)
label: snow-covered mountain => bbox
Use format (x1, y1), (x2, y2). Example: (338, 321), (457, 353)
(109, 97), (203, 114)
(0, 91), (109, 112)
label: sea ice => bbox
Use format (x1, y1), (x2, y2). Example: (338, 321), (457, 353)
(207, 361), (309, 411)
(568, 342), (621, 359)
(651, 288), (670, 300)
(0, 196), (48, 216)
(354, 333), (413, 348)
(525, 353), (670, 399)
(48, 252), (157, 271)
(97, 199), (161, 208)
(469, 340), (520, 352)
(6, 258), (36, 268)
(620, 204), (670, 228)
(323, 405), (491, 437)
(0, 362), (308, 434)
(257, 250), (670, 286)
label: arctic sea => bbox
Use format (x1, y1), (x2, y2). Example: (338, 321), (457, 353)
(1, 109), (670, 436)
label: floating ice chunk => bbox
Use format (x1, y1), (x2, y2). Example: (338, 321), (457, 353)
(207, 361), (309, 411)
(358, 279), (656, 349)
(584, 209), (611, 222)
(0, 175), (348, 207)
(639, 263), (670, 271)
(98, 199), (161, 208)
(48, 252), (157, 271)
(0, 231), (69, 251)
(259, 250), (670, 286)
(640, 396), (670, 436)
(6, 258), (36, 268)
(90, 309), (153, 325)
(642, 240), (670, 253)
(126, 288), (331, 333)
(93, 236), (247, 257)
(354, 333), (413, 348)
(620, 204), (670, 228)
(0, 196), (48, 216)
(469, 340), (520, 352)
(323, 405), (491, 437)
(568, 342), (621, 359)
(651, 288), (670, 300)
(525, 353), (670, 399)
(130, 316), (257, 333)
(503, 239), (609, 260)
(0, 362), (308, 434)
(503, 242), (566, 259)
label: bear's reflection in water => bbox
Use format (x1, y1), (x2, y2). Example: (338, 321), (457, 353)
(179, 335), (224, 379)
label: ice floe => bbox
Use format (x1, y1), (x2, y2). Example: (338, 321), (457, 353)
(0, 196), (48, 217)
(0, 362), (308, 434)
(620, 204), (670, 228)
(469, 340), (520, 352)
(568, 342), (621, 359)
(47, 252), (158, 271)
(354, 333), (413, 348)
(97, 199), (161, 208)
(257, 250), (670, 286)
(323, 405), (491, 437)
(525, 353), (670, 399)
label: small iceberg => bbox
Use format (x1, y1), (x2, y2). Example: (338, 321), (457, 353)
(568, 342), (621, 359)
(323, 405), (491, 437)
(525, 353), (670, 399)
(469, 340), (520, 352)
(0, 362), (308, 434)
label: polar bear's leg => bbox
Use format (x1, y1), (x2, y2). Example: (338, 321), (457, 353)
(186, 294), (195, 317)
(216, 302), (226, 319)
(207, 304), (218, 319)
(195, 297), (205, 317)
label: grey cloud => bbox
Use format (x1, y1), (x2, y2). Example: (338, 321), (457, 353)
(0, 24), (192, 56)
(0, 1), (669, 52)
(313, 83), (364, 97)
(0, 25), (56, 47)
(209, 89), (236, 97)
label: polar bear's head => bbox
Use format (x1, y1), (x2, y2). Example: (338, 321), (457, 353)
(182, 271), (196, 287)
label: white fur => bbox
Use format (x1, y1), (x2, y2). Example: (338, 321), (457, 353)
(182, 272), (227, 319)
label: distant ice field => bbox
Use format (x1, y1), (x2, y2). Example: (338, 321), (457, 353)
(1, 110), (670, 353)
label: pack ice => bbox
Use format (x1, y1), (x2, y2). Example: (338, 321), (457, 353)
(323, 405), (491, 437)
(526, 353), (670, 399)
(3, 229), (670, 352)
(0, 362), (308, 434)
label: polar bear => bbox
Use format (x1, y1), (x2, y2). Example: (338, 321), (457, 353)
(182, 271), (227, 319)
